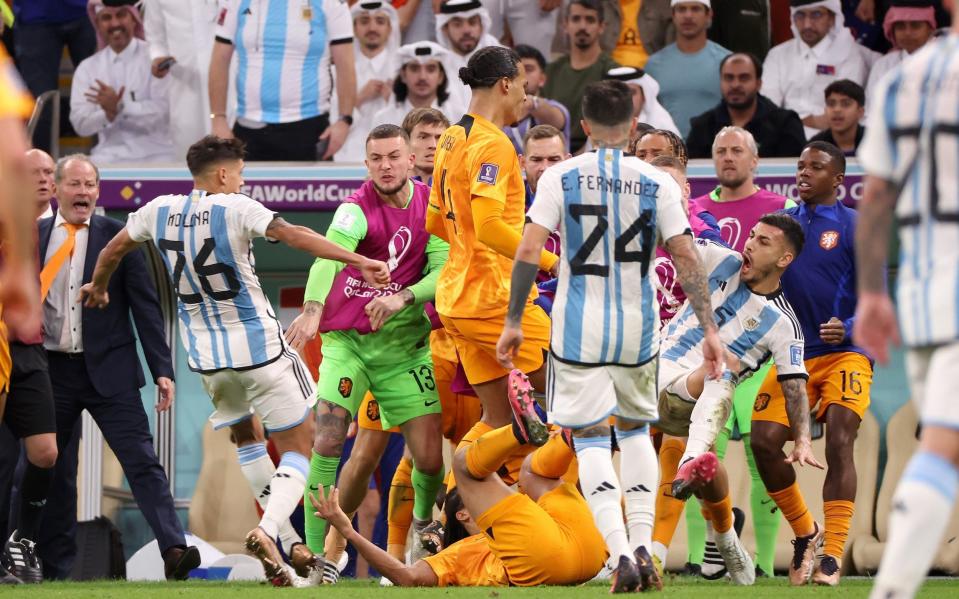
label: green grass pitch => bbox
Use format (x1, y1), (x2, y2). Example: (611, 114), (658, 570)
(5, 578), (958, 598)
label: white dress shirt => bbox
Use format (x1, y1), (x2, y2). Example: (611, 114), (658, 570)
(370, 97), (459, 131)
(334, 48), (398, 163)
(69, 37), (176, 164)
(43, 214), (91, 354)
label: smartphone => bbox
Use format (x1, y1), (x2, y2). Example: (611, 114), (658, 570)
(157, 57), (176, 72)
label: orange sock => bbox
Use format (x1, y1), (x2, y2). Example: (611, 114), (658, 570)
(768, 482), (816, 537)
(652, 437), (686, 547)
(465, 425), (521, 479)
(701, 496), (734, 533)
(387, 456), (414, 550)
(530, 433), (575, 479)
(448, 421), (494, 492)
(823, 499), (855, 559)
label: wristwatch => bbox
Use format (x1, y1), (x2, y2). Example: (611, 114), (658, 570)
(339, 114), (354, 126)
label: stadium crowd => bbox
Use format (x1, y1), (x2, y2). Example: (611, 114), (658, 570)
(0, 0), (956, 598)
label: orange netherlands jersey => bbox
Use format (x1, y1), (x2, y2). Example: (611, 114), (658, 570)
(0, 47), (33, 120)
(422, 533), (509, 587)
(428, 114), (530, 318)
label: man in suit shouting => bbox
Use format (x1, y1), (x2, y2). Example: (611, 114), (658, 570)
(35, 154), (198, 581)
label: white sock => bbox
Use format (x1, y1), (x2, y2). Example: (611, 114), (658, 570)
(651, 541), (668, 566)
(258, 451), (309, 541)
(870, 451), (958, 599)
(616, 426), (657, 552)
(575, 437), (631, 562)
(237, 443), (303, 553)
(701, 522), (725, 576)
(683, 372), (735, 460)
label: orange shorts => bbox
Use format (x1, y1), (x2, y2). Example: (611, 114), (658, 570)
(752, 352), (872, 428)
(475, 483), (606, 586)
(357, 392), (400, 433)
(440, 305), (550, 385)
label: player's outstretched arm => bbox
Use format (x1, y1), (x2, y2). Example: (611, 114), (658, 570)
(665, 233), (723, 378)
(309, 487), (438, 587)
(496, 224), (552, 368)
(79, 228), (141, 308)
(472, 197), (558, 272)
(853, 175), (900, 365)
(265, 217), (390, 289)
(781, 378), (825, 469)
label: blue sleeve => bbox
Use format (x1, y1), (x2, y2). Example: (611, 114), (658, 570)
(695, 210), (729, 248)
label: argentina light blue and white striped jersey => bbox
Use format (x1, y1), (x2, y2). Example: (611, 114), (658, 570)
(126, 191), (285, 372)
(858, 33), (959, 348)
(660, 240), (808, 381)
(215, 0), (353, 123)
(526, 148), (690, 366)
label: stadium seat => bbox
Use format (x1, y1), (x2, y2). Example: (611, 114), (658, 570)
(850, 402), (959, 575)
(188, 423), (260, 555)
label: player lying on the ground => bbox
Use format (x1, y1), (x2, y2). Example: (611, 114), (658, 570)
(309, 371), (606, 587)
(654, 215), (826, 585)
(78, 135), (391, 586)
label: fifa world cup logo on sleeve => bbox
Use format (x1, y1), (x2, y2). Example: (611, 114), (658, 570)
(387, 226), (413, 272)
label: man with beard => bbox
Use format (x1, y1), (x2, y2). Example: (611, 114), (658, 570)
(644, 0), (731, 139)
(541, 0), (619, 152)
(373, 42), (462, 128)
(284, 125), (449, 570)
(334, 1), (401, 163)
(686, 53), (807, 159)
(435, 0), (503, 122)
(762, 0), (878, 138)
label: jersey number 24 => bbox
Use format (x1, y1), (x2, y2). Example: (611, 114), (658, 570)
(568, 204), (655, 276)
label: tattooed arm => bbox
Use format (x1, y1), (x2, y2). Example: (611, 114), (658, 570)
(666, 234), (723, 378)
(780, 377), (824, 469)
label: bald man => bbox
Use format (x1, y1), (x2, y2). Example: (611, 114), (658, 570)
(24, 149), (55, 219)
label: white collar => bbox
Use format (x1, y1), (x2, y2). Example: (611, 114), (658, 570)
(54, 211), (93, 228)
(107, 37), (141, 62)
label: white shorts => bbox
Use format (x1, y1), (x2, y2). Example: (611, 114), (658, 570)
(546, 354), (658, 428)
(907, 343), (959, 430)
(656, 359), (697, 437)
(204, 348), (317, 433)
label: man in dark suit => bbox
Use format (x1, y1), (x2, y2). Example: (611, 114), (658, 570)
(36, 154), (198, 581)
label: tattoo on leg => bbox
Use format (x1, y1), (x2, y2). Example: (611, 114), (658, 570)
(573, 425), (611, 438)
(316, 401), (351, 455)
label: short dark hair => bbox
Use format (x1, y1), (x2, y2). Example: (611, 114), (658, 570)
(442, 487), (470, 548)
(186, 135), (245, 176)
(514, 44), (546, 71)
(401, 107), (450, 136)
(650, 154), (687, 174)
(458, 46), (520, 89)
(395, 62), (450, 105)
(567, 0), (604, 21)
(582, 80), (633, 128)
(759, 213), (805, 255)
(803, 140), (847, 175)
(719, 52), (763, 79)
(523, 124), (566, 151)
(365, 124), (410, 147)
(824, 78), (865, 107)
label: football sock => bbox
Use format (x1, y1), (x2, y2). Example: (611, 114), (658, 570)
(530, 431), (575, 479)
(823, 499), (854, 560)
(386, 456), (414, 558)
(768, 481), (816, 538)
(617, 425), (658, 551)
(576, 436), (631, 562)
(683, 372), (735, 460)
(652, 437), (685, 564)
(304, 451), (340, 553)
(236, 443), (302, 553)
(464, 424), (521, 480)
(259, 452), (308, 540)
(744, 434), (780, 574)
(870, 452), (958, 599)
(17, 463), (53, 542)
(447, 421), (494, 492)
(702, 495), (733, 534)
(686, 497), (707, 565)
(411, 464), (445, 521)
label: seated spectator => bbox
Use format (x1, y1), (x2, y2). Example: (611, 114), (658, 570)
(610, 0), (675, 67)
(69, 1), (175, 164)
(763, 0), (879, 138)
(605, 66), (679, 135)
(503, 45), (570, 155)
(372, 42), (462, 127)
(865, 0), (937, 100)
(435, 0), (502, 120)
(708, 0), (773, 60)
(209, 0), (356, 161)
(809, 79), (866, 154)
(686, 52), (806, 158)
(644, 0), (731, 138)
(334, 1), (401, 163)
(401, 107), (450, 183)
(541, 0), (620, 152)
